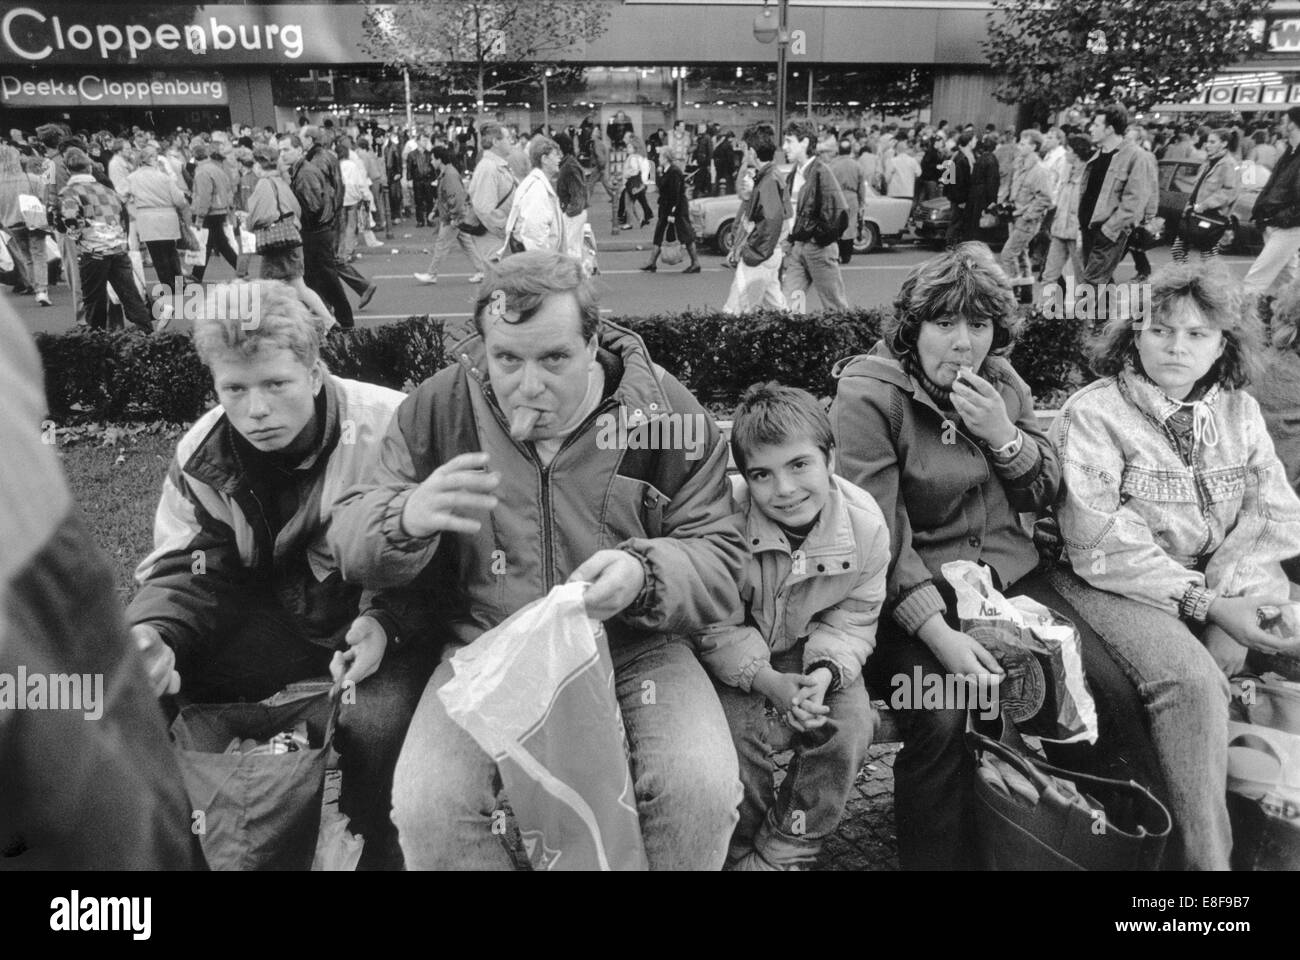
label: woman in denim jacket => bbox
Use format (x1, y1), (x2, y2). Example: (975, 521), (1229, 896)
(1049, 263), (1300, 870)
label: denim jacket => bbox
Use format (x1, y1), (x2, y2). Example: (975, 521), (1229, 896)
(1051, 365), (1300, 617)
(693, 474), (890, 691)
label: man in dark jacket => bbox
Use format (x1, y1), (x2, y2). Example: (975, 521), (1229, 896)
(723, 124), (789, 313)
(383, 129), (405, 223)
(640, 153), (700, 272)
(1245, 105), (1300, 299)
(406, 134), (437, 227)
(942, 131), (974, 247)
(781, 119), (849, 312)
(282, 133), (352, 328)
(303, 125), (378, 311)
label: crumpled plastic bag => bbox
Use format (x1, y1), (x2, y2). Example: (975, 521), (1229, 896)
(311, 806), (364, 871)
(438, 582), (648, 871)
(942, 561), (1098, 744)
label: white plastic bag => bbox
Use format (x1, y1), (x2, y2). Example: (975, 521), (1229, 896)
(0, 230), (14, 273)
(183, 227), (209, 266)
(240, 228), (258, 254)
(942, 560), (1098, 743)
(438, 582), (647, 871)
(311, 806), (365, 871)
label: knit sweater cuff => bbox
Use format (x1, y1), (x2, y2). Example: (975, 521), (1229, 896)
(892, 582), (948, 637)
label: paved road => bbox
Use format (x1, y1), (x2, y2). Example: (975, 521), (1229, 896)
(11, 205), (1257, 337)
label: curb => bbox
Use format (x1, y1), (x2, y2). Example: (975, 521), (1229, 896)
(365, 228), (653, 257)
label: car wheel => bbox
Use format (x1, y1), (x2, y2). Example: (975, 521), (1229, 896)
(715, 218), (736, 255)
(854, 222), (881, 254)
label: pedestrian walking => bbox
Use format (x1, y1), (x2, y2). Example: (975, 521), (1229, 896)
(413, 147), (488, 285)
(780, 119), (849, 312)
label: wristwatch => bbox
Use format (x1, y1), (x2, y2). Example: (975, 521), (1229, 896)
(989, 429), (1024, 461)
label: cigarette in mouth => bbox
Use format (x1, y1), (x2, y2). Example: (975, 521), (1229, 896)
(510, 407), (541, 440)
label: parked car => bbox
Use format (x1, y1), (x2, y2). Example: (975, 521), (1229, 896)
(688, 181), (913, 255)
(908, 196), (1008, 250)
(1157, 158), (1264, 254)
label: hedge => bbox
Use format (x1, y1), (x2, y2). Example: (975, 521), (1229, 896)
(34, 307), (1087, 424)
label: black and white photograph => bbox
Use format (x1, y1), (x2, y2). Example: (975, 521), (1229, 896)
(0, 0), (1297, 931)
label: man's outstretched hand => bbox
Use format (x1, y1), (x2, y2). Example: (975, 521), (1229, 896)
(568, 550), (647, 621)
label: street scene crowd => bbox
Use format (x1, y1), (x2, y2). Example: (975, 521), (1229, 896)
(5, 97), (1300, 874)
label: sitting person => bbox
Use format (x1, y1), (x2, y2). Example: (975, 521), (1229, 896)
(126, 279), (436, 870)
(831, 242), (1155, 869)
(1048, 262), (1300, 870)
(694, 383), (889, 870)
(328, 251), (747, 870)
(1250, 282), (1300, 498)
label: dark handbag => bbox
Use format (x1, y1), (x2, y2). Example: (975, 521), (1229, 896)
(255, 181), (302, 253)
(969, 729), (1172, 870)
(1181, 208), (1233, 250)
(1128, 216), (1165, 251)
(170, 684), (340, 871)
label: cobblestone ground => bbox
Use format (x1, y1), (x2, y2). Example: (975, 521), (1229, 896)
(322, 744), (901, 871)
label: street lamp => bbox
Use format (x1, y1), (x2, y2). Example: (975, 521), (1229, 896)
(542, 68), (552, 133)
(753, 0), (790, 136)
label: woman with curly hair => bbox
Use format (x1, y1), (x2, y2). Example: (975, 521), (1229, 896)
(1048, 261), (1300, 870)
(831, 242), (1154, 869)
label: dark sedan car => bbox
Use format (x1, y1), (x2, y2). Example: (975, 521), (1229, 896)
(908, 196), (1008, 250)
(1157, 158), (1264, 254)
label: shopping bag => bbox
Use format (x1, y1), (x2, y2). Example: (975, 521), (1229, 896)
(0, 230), (15, 273)
(438, 582), (648, 871)
(942, 560), (1098, 743)
(18, 193), (48, 231)
(222, 222), (239, 256)
(970, 727), (1171, 870)
(311, 806), (365, 871)
(183, 228), (209, 267)
(240, 227), (258, 255)
(170, 685), (340, 871)
(1227, 674), (1300, 870)
(581, 222), (600, 276)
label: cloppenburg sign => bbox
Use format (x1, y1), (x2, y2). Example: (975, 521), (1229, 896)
(0, 4), (367, 65)
(0, 73), (227, 106)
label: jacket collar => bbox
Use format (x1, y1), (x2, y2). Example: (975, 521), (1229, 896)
(740, 477), (860, 570)
(450, 318), (674, 419)
(1118, 361), (1221, 425)
(184, 368), (343, 495)
(834, 340), (1000, 421)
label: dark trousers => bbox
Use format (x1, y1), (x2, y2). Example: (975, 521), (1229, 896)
(144, 239), (183, 292)
(175, 595), (437, 871)
(865, 566), (1160, 870)
(619, 185), (653, 225)
(413, 179), (436, 226)
(1128, 243), (1152, 277)
(79, 251), (152, 332)
(1081, 225), (1135, 324)
(945, 204), (969, 248)
(837, 238), (855, 265)
(388, 177), (404, 220)
(191, 214), (238, 283)
(302, 229), (353, 327)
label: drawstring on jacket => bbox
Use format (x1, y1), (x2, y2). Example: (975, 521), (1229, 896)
(1187, 399), (1220, 448)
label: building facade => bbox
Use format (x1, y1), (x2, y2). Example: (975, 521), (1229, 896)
(0, 1), (1020, 135)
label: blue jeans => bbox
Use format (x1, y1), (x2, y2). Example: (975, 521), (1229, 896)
(714, 646), (873, 868)
(392, 635), (742, 870)
(1046, 566), (1232, 870)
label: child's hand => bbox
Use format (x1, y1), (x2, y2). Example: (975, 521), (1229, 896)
(787, 668), (833, 731)
(753, 666), (820, 716)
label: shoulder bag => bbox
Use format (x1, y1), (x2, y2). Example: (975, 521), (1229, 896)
(255, 180), (302, 253)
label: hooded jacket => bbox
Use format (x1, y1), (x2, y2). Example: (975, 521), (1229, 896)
(327, 320), (746, 649)
(126, 374), (421, 667)
(693, 474), (890, 692)
(1051, 365), (1300, 617)
(830, 342), (1060, 636)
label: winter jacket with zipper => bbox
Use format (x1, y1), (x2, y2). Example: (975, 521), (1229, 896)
(739, 160), (790, 266)
(1251, 141), (1300, 227)
(693, 474), (890, 692)
(126, 374), (425, 667)
(1012, 159), (1054, 223)
(787, 157), (848, 246)
(503, 167), (565, 254)
(831, 342), (1060, 636)
(190, 159), (233, 220)
(327, 320), (747, 650)
(1051, 364), (1300, 617)
(289, 157), (334, 233)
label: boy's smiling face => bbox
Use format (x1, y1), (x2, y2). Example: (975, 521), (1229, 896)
(743, 440), (835, 531)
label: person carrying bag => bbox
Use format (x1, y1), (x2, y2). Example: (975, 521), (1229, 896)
(1173, 127), (1241, 263)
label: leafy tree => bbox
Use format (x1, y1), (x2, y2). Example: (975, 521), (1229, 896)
(361, 0), (609, 111)
(984, 0), (1270, 117)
